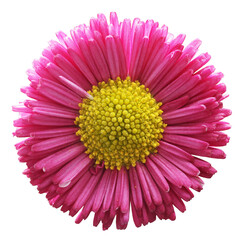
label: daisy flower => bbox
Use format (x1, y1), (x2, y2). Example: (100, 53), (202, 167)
(13, 12), (231, 230)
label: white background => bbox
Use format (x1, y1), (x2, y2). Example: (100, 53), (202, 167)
(1, 0), (241, 239)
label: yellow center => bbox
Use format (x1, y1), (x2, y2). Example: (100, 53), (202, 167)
(75, 77), (166, 170)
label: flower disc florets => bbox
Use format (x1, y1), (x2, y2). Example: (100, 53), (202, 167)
(75, 77), (165, 170)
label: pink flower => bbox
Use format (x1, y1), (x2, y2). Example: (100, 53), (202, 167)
(13, 12), (231, 230)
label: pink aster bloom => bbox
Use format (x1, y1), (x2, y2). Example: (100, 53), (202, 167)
(13, 12), (231, 230)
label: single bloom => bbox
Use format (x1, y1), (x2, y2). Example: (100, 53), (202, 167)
(13, 12), (231, 230)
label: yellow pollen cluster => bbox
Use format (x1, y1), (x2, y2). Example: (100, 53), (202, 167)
(75, 77), (166, 170)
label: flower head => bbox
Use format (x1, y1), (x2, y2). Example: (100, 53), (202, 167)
(13, 12), (231, 230)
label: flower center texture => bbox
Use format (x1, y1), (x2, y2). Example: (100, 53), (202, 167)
(75, 77), (166, 170)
